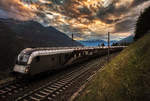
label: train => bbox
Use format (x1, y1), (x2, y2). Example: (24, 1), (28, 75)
(13, 46), (126, 76)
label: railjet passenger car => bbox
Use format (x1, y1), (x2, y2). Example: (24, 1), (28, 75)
(13, 46), (125, 76)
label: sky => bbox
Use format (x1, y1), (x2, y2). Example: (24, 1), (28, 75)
(0, 0), (150, 41)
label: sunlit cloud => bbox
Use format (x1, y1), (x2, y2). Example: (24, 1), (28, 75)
(0, 0), (150, 40)
(0, 0), (36, 20)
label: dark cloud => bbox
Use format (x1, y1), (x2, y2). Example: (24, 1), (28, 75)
(131, 0), (149, 7)
(97, 4), (129, 24)
(0, 9), (9, 19)
(114, 19), (135, 33)
(24, 0), (150, 40)
(1, 0), (150, 40)
(96, 0), (149, 25)
(0, 0), (35, 20)
(112, 0), (150, 34)
(78, 7), (91, 15)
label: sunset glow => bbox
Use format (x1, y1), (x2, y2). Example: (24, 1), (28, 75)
(0, 0), (150, 40)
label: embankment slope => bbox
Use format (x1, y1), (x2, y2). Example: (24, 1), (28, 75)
(77, 33), (150, 101)
(0, 19), (82, 71)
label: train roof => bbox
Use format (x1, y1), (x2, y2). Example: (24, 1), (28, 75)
(20, 46), (127, 55)
(17, 46), (127, 65)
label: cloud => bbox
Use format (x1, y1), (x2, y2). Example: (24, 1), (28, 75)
(131, 0), (149, 6)
(0, 0), (35, 20)
(114, 19), (134, 33)
(113, 1), (150, 35)
(0, 9), (9, 19)
(0, 0), (150, 40)
(34, 0), (150, 40)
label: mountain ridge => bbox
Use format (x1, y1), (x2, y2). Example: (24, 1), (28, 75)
(118, 35), (134, 43)
(0, 18), (81, 70)
(78, 40), (117, 46)
(0, 18), (82, 47)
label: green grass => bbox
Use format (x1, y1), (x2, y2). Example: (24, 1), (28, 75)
(77, 33), (150, 101)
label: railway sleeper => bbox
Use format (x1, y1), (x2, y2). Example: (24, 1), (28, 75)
(43, 89), (53, 93)
(39, 91), (49, 95)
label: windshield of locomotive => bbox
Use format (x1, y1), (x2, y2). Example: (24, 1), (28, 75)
(17, 53), (30, 65)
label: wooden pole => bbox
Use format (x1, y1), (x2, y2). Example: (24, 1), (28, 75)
(72, 33), (74, 41)
(108, 32), (110, 62)
(72, 33), (74, 46)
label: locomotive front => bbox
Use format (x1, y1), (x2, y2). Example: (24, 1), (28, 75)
(13, 49), (32, 74)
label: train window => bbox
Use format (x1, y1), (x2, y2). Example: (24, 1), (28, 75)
(22, 55), (29, 62)
(15, 60), (18, 64)
(65, 54), (68, 59)
(20, 56), (23, 61)
(35, 56), (40, 62)
(51, 57), (55, 61)
(59, 56), (61, 62)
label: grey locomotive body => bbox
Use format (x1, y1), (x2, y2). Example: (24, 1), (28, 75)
(13, 47), (125, 76)
(13, 48), (74, 76)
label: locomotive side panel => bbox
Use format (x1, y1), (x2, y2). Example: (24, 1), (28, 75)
(12, 47), (126, 76)
(29, 53), (72, 75)
(29, 54), (60, 75)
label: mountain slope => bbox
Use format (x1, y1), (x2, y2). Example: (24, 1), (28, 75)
(0, 18), (82, 47)
(118, 35), (134, 43)
(77, 33), (150, 101)
(79, 40), (106, 46)
(79, 40), (117, 46)
(0, 19), (81, 70)
(0, 21), (22, 70)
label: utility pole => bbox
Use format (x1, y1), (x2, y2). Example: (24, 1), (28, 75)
(107, 32), (110, 62)
(72, 33), (74, 41)
(72, 33), (74, 46)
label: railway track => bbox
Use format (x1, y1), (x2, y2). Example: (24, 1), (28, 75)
(0, 78), (28, 98)
(16, 63), (92, 101)
(0, 54), (116, 101)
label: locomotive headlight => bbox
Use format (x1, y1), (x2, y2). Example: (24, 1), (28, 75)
(25, 68), (29, 73)
(13, 65), (29, 74)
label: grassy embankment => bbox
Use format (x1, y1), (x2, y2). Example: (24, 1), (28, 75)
(77, 33), (150, 101)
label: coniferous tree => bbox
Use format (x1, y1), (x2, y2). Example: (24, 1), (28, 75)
(134, 6), (150, 40)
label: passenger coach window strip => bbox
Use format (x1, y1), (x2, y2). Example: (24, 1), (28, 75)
(35, 56), (40, 62)
(52, 57), (55, 61)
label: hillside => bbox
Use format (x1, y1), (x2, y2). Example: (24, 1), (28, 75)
(0, 21), (25, 71)
(77, 33), (150, 101)
(79, 40), (117, 46)
(118, 35), (134, 43)
(0, 19), (81, 71)
(0, 18), (81, 47)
